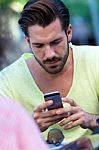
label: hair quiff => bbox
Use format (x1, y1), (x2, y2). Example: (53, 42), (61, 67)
(18, 0), (70, 36)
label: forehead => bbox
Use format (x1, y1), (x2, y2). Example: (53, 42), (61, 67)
(28, 19), (64, 43)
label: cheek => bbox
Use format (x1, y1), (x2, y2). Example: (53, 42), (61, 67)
(32, 49), (44, 60)
(55, 43), (67, 55)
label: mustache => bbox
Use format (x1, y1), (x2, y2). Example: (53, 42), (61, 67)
(43, 57), (62, 64)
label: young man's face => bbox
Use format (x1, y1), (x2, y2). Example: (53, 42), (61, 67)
(27, 18), (72, 74)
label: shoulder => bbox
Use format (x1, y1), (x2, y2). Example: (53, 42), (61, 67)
(72, 45), (99, 80)
(0, 56), (23, 79)
(73, 45), (99, 62)
(0, 53), (33, 79)
(74, 45), (99, 54)
(0, 53), (33, 98)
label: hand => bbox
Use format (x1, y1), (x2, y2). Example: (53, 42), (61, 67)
(60, 137), (93, 150)
(56, 98), (97, 130)
(33, 100), (67, 132)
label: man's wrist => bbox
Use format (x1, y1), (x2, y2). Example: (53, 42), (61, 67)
(89, 115), (99, 130)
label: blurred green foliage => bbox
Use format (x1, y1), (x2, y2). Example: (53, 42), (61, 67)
(0, 0), (99, 22)
(63, 0), (90, 18)
(0, 0), (27, 6)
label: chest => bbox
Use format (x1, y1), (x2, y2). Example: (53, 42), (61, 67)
(33, 72), (73, 97)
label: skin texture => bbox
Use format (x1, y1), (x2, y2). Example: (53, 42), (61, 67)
(26, 19), (72, 74)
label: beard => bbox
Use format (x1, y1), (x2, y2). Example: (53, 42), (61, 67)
(33, 44), (69, 74)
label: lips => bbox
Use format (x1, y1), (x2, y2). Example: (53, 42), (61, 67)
(45, 60), (61, 68)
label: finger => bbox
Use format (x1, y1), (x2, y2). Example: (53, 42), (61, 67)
(63, 118), (84, 130)
(56, 105), (81, 115)
(34, 100), (53, 112)
(37, 117), (61, 130)
(33, 109), (57, 120)
(43, 119), (61, 128)
(41, 113), (65, 123)
(33, 103), (56, 119)
(41, 109), (59, 118)
(62, 97), (77, 106)
(34, 108), (67, 122)
(58, 112), (83, 126)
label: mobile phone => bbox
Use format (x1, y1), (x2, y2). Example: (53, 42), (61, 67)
(44, 91), (63, 110)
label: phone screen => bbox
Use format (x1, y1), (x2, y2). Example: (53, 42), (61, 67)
(44, 91), (63, 110)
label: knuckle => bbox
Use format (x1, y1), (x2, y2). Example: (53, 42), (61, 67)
(80, 111), (83, 116)
(42, 123), (47, 129)
(33, 112), (39, 119)
(36, 118), (42, 124)
(50, 109), (56, 115)
(81, 118), (85, 124)
(71, 99), (76, 104)
(77, 106), (81, 110)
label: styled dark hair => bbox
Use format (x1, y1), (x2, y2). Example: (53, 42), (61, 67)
(18, 0), (70, 36)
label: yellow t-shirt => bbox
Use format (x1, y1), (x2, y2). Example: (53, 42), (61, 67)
(0, 45), (99, 148)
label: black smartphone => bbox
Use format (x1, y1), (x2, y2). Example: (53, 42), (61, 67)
(44, 91), (63, 110)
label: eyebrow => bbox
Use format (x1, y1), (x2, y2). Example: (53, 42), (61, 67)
(50, 37), (63, 43)
(32, 37), (63, 45)
(32, 43), (44, 46)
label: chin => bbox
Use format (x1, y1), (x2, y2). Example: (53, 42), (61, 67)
(45, 67), (64, 74)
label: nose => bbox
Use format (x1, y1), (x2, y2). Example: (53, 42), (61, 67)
(44, 44), (56, 60)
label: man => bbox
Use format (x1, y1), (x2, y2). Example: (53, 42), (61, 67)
(0, 0), (99, 149)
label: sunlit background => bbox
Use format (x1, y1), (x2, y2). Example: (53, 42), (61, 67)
(0, 0), (99, 70)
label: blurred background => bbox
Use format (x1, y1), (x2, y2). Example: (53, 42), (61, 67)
(0, 0), (99, 70)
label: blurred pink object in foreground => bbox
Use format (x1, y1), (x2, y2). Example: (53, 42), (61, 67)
(0, 97), (49, 150)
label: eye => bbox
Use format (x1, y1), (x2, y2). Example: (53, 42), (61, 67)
(50, 38), (63, 46)
(32, 43), (44, 48)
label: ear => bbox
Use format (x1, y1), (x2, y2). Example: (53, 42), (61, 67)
(67, 24), (72, 42)
(25, 36), (32, 49)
